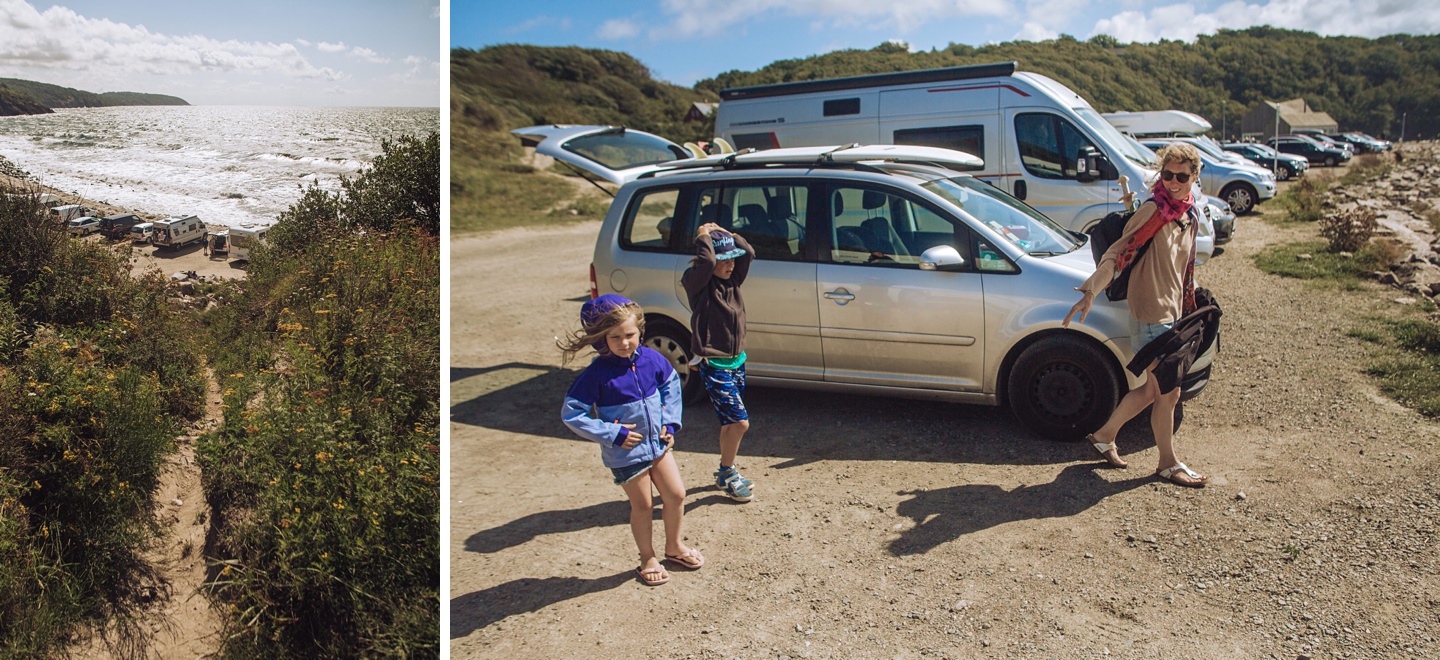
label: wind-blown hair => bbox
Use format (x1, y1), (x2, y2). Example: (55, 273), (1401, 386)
(1150, 142), (1203, 185)
(556, 301), (645, 365)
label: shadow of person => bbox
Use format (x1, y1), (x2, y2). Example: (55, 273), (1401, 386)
(888, 464), (1151, 556)
(451, 572), (633, 638)
(465, 495), (732, 554)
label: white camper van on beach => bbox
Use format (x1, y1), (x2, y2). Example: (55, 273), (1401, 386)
(151, 215), (205, 250)
(714, 62), (1167, 234)
(228, 224), (269, 261)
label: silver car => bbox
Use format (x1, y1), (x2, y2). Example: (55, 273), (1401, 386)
(530, 130), (1216, 440)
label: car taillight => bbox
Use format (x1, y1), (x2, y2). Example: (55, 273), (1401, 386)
(589, 263), (598, 300)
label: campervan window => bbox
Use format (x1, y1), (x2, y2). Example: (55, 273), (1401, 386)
(1015, 113), (1098, 180)
(892, 125), (984, 171)
(921, 176), (1080, 256)
(1074, 107), (1153, 169)
(823, 98), (861, 116)
(561, 130), (687, 171)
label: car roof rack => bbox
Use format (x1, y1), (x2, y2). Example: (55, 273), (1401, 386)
(636, 144), (983, 180)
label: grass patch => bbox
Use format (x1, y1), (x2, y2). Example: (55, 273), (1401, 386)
(451, 126), (614, 234)
(1345, 327), (1385, 343)
(1253, 240), (1399, 289)
(1338, 153), (1390, 186)
(1265, 173), (1334, 226)
(1412, 200), (1440, 235)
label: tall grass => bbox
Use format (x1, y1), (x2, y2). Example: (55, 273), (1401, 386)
(0, 186), (206, 654)
(198, 137), (440, 657)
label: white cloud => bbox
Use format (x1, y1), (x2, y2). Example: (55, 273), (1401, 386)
(317, 41), (348, 53)
(506, 15), (573, 35)
(404, 55), (424, 65)
(1090, 0), (1440, 44)
(1013, 0), (1086, 40)
(652, 0), (1010, 38)
(596, 18), (642, 40)
(1014, 22), (1059, 41)
(350, 46), (389, 64)
(296, 38), (312, 47)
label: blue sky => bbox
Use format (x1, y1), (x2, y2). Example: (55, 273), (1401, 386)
(0, 0), (441, 106)
(454, 0), (1440, 87)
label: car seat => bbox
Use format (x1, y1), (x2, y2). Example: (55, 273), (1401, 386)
(860, 190), (903, 256)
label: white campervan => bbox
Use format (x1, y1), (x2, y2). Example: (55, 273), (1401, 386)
(228, 224), (269, 261)
(715, 62), (1167, 234)
(151, 215), (205, 250)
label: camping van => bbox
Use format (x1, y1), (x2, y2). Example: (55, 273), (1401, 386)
(49, 204), (88, 223)
(151, 215), (205, 250)
(714, 61), (1168, 233)
(228, 224), (269, 261)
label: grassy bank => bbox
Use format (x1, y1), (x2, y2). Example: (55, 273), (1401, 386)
(0, 186), (206, 654)
(198, 134), (440, 657)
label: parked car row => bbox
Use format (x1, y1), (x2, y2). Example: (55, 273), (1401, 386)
(1137, 136), (1275, 216)
(1220, 142), (1309, 181)
(1268, 134), (1352, 167)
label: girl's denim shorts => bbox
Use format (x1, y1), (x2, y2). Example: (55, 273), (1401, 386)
(610, 447), (669, 486)
(1130, 316), (1175, 353)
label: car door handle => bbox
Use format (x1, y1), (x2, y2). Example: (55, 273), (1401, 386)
(823, 289), (856, 304)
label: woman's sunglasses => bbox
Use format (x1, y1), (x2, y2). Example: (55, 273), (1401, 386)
(1160, 170), (1192, 184)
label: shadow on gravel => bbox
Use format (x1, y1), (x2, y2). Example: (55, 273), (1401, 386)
(464, 493), (739, 554)
(450, 572), (634, 638)
(452, 363), (1161, 467)
(886, 464), (1151, 556)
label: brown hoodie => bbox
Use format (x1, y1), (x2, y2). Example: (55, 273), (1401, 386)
(681, 232), (753, 358)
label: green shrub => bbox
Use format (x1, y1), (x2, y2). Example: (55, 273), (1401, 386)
(1319, 206), (1377, 253)
(1274, 174), (1328, 224)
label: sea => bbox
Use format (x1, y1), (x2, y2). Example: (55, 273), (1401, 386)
(0, 105), (439, 228)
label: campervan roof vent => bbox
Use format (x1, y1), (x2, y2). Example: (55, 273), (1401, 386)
(719, 61), (1019, 101)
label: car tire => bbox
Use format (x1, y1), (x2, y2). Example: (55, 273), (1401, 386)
(1325, 155), (1337, 167)
(642, 319), (705, 404)
(1007, 334), (1123, 441)
(1220, 183), (1257, 215)
(1276, 165), (1292, 181)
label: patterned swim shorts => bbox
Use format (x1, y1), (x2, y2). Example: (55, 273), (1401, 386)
(698, 360), (748, 426)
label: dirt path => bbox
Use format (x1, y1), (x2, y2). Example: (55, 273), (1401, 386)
(79, 369), (225, 660)
(451, 176), (1440, 658)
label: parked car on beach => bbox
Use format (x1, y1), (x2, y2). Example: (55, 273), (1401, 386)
(546, 139), (1219, 440)
(49, 204), (89, 222)
(1269, 135), (1351, 167)
(99, 213), (142, 239)
(67, 216), (100, 236)
(1334, 132), (1391, 153)
(130, 222), (154, 243)
(1221, 142), (1309, 181)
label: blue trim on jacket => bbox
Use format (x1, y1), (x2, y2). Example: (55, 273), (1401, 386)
(561, 347), (683, 469)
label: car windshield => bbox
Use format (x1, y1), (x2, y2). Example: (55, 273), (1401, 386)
(561, 129), (688, 171)
(1074, 107), (1153, 169)
(922, 176), (1082, 256)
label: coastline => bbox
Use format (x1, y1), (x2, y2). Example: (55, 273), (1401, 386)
(1, 153), (247, 280)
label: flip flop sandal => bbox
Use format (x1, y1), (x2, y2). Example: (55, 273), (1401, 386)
(636, 565), (670, 586)
(1087, 434), (1128, 469)
(1156, 462), (1207, 488)
(665, 548), (705, 570)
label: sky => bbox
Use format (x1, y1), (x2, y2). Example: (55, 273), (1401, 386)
(0, 0), (441, 106)
(454, 0), (1440, 87)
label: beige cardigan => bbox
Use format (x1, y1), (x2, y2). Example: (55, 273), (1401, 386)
(1080, 201), (1196, 325)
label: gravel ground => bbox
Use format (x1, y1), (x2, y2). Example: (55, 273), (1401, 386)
(450, 161), (1439, 659)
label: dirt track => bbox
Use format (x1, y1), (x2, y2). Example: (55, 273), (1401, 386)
(450, 173), (1440, 658)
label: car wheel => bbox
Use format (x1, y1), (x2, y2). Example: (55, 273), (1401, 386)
(1325, 155), (1337, 167)
(1276, 165), (1291, 181)
(1007, 334), (1123, 441)
(642, 319), (704, 404)
(1220, 183), (1256, 215)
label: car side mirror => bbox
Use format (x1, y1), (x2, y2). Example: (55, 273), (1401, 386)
(919, 245), (966, 271)
(1075, 146), (1107, 183)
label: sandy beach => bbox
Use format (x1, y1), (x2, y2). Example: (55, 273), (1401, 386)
(1, 157), (247, 281)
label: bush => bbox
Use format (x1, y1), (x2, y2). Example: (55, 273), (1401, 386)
(1320, 206), (1378, 253)
(1278, 174), (1327, 224)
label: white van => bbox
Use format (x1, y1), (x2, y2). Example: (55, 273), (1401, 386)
(49, 204), (88, 222)
(228, 224), (269, 261)
(715, 62), (1169, 234)
(151, 215), (205, 250)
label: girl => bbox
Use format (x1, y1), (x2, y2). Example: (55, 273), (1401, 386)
(1063, 142), (1209, 488)
(682, 224), (756, 502)
(559, 294), (704, 586)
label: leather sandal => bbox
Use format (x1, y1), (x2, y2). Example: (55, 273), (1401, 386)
(1087, 434), (1128, 468)
(1156, 462), (1207, 488)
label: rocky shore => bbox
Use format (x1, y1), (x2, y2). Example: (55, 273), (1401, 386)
(1325, 141), (1440, 301)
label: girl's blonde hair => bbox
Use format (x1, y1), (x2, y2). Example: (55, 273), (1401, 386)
(557, 301), (646, 365)
(1152, 142), (1203, 182)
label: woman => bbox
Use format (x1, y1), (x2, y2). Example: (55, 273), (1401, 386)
(1062, 142), (1208, 487)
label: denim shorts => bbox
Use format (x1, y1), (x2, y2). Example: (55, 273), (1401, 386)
(1130, 317), (1175, 353)
(698, 360), (749, 426)
(609, 447), (669, 486)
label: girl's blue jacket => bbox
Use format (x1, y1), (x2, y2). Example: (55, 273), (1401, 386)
(561, 347), (683, 468)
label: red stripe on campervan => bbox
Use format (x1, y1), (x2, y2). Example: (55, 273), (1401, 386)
(926, 84), (1031, 97)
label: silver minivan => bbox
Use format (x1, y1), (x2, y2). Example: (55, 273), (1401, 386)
(533, 134), (1218, 440)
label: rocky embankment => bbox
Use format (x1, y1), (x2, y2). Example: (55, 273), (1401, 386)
(1327, 141), (1440, 301)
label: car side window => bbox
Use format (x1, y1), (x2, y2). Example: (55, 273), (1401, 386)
(1015, 113), (1097, 180)
(694, 185), (807, 262)
(619, 188), (682, 252)
(825, 185), (965, 269)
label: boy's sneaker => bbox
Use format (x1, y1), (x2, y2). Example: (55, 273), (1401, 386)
(715, 466), (753, 502)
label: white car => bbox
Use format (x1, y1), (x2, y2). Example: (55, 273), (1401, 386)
(67, 216), (100, 236)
